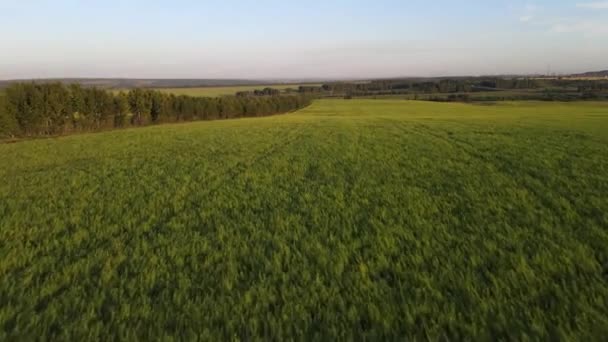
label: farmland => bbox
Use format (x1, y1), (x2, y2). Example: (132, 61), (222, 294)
(134, 84), (318, 97)
(1, 99), (607, 339)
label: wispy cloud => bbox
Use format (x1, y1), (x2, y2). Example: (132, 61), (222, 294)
(520, 15), (534, 22)
(520, 4), (539, 22)
(576, 2), (608, 9)
(551, 20), (608, 35)
(517, 2), (608, 36)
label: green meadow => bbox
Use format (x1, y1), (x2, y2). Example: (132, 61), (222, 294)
(142, 84), (318, 97)
(1, 100), (607, 339)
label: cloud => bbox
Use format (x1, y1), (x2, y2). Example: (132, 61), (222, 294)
(551, 20), (608, 35)
(576, 2), (608, 9)
(520, 4), (539, 22)
(524, 4), (538, 11)
(520, 15), (533, 22)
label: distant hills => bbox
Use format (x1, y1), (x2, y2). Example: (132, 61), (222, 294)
(569, 70), (608, 78)
(1, 71), (606, 90)
(0, 78), (303, 89)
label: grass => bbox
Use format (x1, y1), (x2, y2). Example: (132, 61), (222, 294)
(1, 100), (607, 339)
(120, 84), (319, 97)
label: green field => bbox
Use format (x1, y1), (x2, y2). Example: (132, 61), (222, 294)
(1, 100), (607, 339)
(148, 84), (317, 97)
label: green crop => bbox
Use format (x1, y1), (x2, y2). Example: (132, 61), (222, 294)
(113, 84), (319, 98)
(1, 100), (607, 340)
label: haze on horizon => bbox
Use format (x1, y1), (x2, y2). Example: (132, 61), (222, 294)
(1, 0), (607, 80)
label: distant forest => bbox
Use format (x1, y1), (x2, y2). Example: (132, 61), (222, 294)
(0, 78), (274, 89)
(301, 77), (608, 100)
(0, 83), (312, 138)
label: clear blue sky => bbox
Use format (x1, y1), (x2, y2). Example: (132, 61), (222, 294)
(1, 0), (607, 79)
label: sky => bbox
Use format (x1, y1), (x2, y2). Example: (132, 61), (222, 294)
(1, 0), (607, 79)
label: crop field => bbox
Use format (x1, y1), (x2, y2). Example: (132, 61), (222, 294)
(1, 100), (607, 339)
(355, 90), (537, 101)
(149, 84), (318, 97)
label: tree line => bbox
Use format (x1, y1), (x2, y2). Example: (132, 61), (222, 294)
(236, 87), (281, 97)
(319, 78), (541, 96)
(317, 77), (608, 96)
(0, 83), (313, 138)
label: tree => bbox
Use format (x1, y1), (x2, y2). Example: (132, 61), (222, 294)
(5, 83), (44, 135)
(128, 89), (152, 125)
(114, 92), (130, 127)
(0, 94), (19, 137)
(219, 97), (241, 119)
(43, 83), (71, 134)
(2, 82), (313, 138)
(150, 91), (164, 123)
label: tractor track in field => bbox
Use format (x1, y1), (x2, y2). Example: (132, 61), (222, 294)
(203, 125), (307, 194)
(411, 121), (590, 194)
(402, 121), (586, 225)
(49, 124), (311, 256)
(3, 124), (310, 266)
(395, 121), (551, 201)
(406, 120), (608, 267)
(145, 121), (313, 233)
(428, 118), (608, 162)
